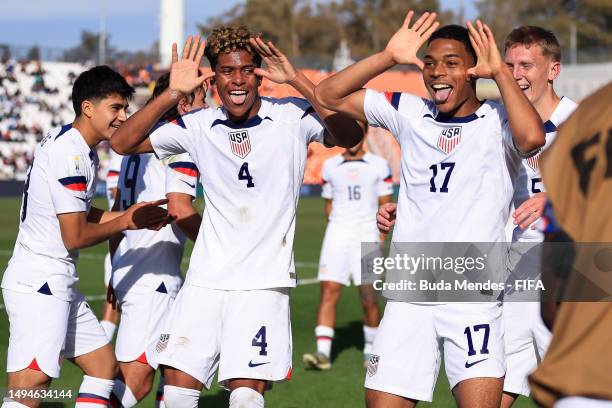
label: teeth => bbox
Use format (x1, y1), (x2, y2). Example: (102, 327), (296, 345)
(229, 91), (247, 95)
(432, 84), (452, 90)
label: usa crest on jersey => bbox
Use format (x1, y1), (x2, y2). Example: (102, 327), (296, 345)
(229, 130), (251, 159)
(526, 151), (540, 170)
(437, 126), (462, 154)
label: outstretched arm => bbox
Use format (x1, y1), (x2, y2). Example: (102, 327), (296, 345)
(466, 21), (544, 154)
(249, 37), (363, 148)
(315, 11), (439, 122)
(111, 36), (214, 155)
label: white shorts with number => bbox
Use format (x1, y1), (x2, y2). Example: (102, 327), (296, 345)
(318, 223), (380, 286)
(503, 301), (550, 396)
(114, 284), (179, 370)
(2, 289), (109, 378)
(152, 284), (292, 389)
(365, 301), (505, 402)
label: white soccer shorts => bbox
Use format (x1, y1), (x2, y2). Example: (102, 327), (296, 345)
(114, 285), (178, 370)
(365, 301), (505, 402)
(503, 301), (551, 396)
(2, 289), (109, 378)
(318, 225), (380, 286)
(152, 284), (292, 389)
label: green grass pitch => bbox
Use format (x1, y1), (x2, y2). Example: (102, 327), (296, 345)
(0, 196), (537, 407)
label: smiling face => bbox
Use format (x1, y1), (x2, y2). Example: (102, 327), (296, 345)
(214, 50), (261, 122)
(423, 38), (478, 116)
(504, 43), (559, 106)
(84, 93), (129, 141)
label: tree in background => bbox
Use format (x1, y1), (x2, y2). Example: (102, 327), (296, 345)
(62, 31), (112, 64)
(476, 0), (612, 62)
(198, 0), (455, 65)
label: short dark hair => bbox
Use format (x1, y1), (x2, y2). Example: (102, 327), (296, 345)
(71, 66), (134, 116)
(204, 26), (262, 69)
(504, 26), (561, 62)
(428, 25), (477, 65)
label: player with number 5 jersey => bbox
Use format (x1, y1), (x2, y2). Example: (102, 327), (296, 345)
(315, 11), (545, 408)
(111, 28), (363, 407)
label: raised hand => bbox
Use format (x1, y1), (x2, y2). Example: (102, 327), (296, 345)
(385, 10), (440, 69)
(170, 36), (215, 95)
(125, 199), (172, 230)
(249, 37), (298, 84)
(377, 202), (397, 233)
(466, 20), (504, 79)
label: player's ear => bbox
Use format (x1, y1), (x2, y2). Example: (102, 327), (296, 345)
(548, 60), (561, 82)
(81, 100), (94, 118)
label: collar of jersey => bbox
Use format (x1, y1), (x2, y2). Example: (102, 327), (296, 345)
(214, 98), (274, 129)
(425, 100), (488, 124)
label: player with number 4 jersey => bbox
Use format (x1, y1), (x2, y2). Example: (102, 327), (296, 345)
(315, 11), (545, 408)
(111, 28), (363, 407)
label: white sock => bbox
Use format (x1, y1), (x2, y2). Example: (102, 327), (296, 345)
(155, 375), (165, 408)
(163, 385), (199, 408)
(111, 379), (138, 408)
(229, 387), (264, 408)
(315, 325), (334, 358)
(1, 398), (29, 407)
(363, 325), (378, 355)
(100, 320), (116, 341)
(75, 375), (114, 407)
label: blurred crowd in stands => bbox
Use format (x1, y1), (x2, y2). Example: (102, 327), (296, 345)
(1, 59), (407, 185)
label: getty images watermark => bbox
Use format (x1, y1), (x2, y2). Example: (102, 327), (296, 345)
(361, 242), (612, 302)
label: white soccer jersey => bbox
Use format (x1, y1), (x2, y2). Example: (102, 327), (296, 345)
(106, 150), (123, 209)
(364, 90), (524, 243)
(111, 152), (198, 294)
(1, 124), (97, 301)
(149, 98), (325, 290)
(322, 152), (392, 229)
(511, 97), (577, 242)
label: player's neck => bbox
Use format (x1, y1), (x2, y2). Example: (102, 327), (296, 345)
(227, 98), (262, 123)
(343, 150), (366, 160)
(533, 87), (561, 122)
(72, 118), (104, 148)
(439, 95), (481, 119)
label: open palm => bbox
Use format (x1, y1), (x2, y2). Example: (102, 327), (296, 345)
(466, 20), (504, 79)
(249, 37), (297, 84)
(169, 36), (214, 94)
(385, 10), (440, 69)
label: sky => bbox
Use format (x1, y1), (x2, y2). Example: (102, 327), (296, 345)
(0, 0), (478, 53)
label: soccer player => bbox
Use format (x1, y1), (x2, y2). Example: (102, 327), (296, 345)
(108, 72), (204, 408)
(303, 136), (392, 370)
(100, 149), (123, 341)
(0, 66), (170, 408)
(111, 28), (363, 408)
(315, 11), (544, 408)
(501, 26), (578, 408)
(529, 82), (612, 408)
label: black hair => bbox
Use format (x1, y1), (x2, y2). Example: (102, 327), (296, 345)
(428, 25), (477, 65)
(147, 72), (193, 122)
(204, 26), (262, 69)
(71, 65), (134, 116)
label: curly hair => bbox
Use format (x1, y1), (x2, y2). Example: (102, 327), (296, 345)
(204, 26), (262, 68)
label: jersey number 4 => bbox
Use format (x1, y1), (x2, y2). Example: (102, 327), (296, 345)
(429, 162), (455, 193)
(238, 162), (255, 188)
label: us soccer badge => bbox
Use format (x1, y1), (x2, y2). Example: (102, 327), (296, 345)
(437, 126), (462, 154)
(229, 130), (251, 159)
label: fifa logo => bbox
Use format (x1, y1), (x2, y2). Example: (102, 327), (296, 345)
(229, 130), (251, 159)
(437, 126), (462, 154)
